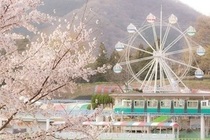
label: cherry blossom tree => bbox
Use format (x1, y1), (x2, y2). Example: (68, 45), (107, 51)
(0, 0), (109, 139)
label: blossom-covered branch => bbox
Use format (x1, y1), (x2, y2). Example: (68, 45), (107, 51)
(0, 0), (109, 139)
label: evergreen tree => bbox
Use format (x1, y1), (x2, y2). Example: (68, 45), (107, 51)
(105, 48), (129, 83)
(91, 42), (109, 82)
(109, 50), (120, 65)
(96, 42), (109, 67)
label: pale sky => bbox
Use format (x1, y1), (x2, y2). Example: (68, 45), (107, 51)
(180, 0), (210, 16)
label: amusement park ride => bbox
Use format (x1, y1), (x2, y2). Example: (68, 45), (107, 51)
(110, 8), (210, 139)
(112, 10), (210, 113)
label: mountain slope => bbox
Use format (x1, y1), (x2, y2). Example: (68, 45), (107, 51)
(40, 0), (86, 17)
(61, 0), (201, 53)
(34, 0), (201, 54)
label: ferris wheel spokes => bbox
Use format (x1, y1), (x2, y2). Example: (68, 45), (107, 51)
(127, 59), (155, 85)
(144, 62), (156, 92)
(159, 60), (166, 88)
(119, 56), (154, 66)
(135, 29), (156, 52)
(154, 59), (159, 92)
(161, 59), (189, 91)
(122, 43), (153, 55)
(151, 23), (159, 51)
(164, 48), (192, 56)
(163, 56), (198, 70)
(161, 24), (172, 49)
(163, 29), (188, 53)
(140, 60), (156, 90)
(160, 60), (181, 92)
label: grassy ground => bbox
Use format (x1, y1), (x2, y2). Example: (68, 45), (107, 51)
(184, 78), (210, 90)
(65, 82), (115, 99)
(61, 76), (210, 99)
(153, 116), (171, 122)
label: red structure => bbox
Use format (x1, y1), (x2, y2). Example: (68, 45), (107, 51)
(94, 85), (122, 93)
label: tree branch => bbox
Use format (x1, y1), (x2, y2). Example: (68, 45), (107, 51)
(0, 111), (17, 131)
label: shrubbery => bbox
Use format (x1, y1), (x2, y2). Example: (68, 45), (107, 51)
(87, 94), (113, 110)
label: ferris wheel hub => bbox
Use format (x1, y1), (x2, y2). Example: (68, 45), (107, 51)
(153, 50), (164, 58)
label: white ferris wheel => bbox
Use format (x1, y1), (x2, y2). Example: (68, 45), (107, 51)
(113, 12), (205, 93)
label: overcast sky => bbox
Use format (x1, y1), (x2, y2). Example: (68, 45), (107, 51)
(180, 0), (210, 16)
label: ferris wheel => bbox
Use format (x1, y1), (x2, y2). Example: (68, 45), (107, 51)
(113, 12), (205, 93)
